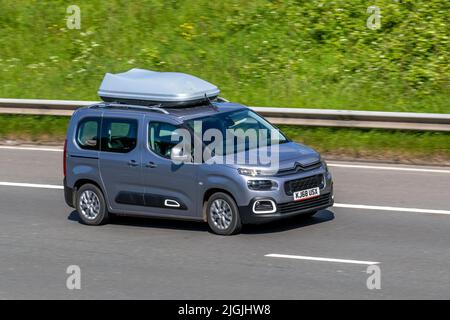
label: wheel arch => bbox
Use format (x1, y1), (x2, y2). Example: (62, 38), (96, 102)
(202, 188), (237, 222)
(74, 178), (104, 193)
(72, 179), (107, 207)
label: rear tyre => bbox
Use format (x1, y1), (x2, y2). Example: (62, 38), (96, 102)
(206, 192), (242, 235)
(76, 183), (109, 225)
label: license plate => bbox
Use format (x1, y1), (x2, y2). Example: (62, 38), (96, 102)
(293, 187), (320, 201)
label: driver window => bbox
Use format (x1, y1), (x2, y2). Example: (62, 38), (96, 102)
(148, 122), (184, 159)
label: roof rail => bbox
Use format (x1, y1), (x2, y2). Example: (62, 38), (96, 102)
(100, 102), (170, 114)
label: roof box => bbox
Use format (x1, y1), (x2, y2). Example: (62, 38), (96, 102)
(98, 68), (220, 107)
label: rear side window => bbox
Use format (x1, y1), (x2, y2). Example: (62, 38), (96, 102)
(76, 118), (100, 150)
(101, 118), (138, 153)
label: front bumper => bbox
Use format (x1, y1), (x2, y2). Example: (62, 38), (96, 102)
(238, 191), (334, 224)
(237, 166), (334, 224)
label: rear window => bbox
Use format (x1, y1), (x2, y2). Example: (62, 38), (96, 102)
(76, 117), (100, 150)
(101, 118), (138, 153)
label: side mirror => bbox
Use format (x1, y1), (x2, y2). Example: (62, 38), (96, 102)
(171, 145), (191, 163)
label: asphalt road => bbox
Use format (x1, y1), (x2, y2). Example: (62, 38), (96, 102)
(0, 145), (449, 299)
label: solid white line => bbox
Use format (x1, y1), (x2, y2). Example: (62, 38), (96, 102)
(1, 145), (450, 174)
(0, 146), (62, 152)
(0, 181), (449, 215)
(0, 182), (63, 189)
(334, 203), (450, 215)
(328, 163), (450, 174)
(265, 254), (379, 265)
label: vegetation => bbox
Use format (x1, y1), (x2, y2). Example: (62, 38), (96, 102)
(1, 1), (448, 162)
(0, 0), (448, 112)
(0, 115), (68, 142)
(279, 125), (450, 162)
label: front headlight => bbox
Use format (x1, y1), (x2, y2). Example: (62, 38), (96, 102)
(237, 168), (261, 176)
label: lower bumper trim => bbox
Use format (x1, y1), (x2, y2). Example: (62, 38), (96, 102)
(278, 193), (332, 214)
(239, 193), (333, 224)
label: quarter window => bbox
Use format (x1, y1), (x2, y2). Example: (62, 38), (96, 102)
(101, 118), (138, 153)
(76, 117), (100, 150)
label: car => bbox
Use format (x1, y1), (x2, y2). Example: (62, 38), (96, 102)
(64, 69), (334, 235)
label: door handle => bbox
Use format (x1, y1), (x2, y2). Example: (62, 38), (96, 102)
(128, 160), (139, 167)
(145, 161), (157, 168)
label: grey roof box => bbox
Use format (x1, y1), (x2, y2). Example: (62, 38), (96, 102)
(98, 68), (220, 107)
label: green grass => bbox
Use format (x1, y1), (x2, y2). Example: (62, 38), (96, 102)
(0, 0), (448, 113)
(279, 125), (450, 161)
(1, 115), (449, 162)
(1, 1), (448, 161)
(0, 115), (69, 142)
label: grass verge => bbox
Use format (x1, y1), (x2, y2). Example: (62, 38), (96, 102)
(1, 115), (449, 165)
(0, 115), (69, 143)
(279, 125), (450, 165)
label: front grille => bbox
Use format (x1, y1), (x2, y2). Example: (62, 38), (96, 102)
(284, 174), (323, 195)
(278, 193), (331, 214)
(276, 162), (321, 176)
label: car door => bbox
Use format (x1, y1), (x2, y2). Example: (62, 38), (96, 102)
(99, 113), (147, 213)
(141, 115), (200, 219)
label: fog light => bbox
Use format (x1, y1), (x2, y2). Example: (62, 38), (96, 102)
(252, 199), (277, 214)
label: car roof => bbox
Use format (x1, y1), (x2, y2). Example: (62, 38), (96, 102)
(80, 101), (248, 124)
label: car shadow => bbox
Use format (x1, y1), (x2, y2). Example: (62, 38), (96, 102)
(67, 209), (334, 234)
(67, 210), (209, 232)
(241, 210), (335, 234)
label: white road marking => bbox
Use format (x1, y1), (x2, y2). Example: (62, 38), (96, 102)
(0, 146), (62, 152)
(1, 145), (449, 174)
(334, 203), (450, 215)
(0, 182), (63, 189)
(0, 181), (449, 215)
(328, 163), (450, 174)
(265, 254), (379, 265)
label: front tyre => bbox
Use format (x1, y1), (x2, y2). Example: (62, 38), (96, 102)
(206, 192), (242, 235)
(76, 183), (109, 225)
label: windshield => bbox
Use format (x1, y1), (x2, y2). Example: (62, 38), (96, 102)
(186, 109), (288, 156)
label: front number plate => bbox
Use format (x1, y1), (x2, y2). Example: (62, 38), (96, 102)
(293, 187), (320, 201)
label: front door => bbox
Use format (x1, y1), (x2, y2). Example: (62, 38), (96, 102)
(141, 116), (200, 219)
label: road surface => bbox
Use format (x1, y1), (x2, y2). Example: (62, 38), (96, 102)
(0, 145), (449, 299)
